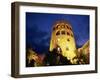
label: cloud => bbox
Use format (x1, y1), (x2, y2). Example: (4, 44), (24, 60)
(26, 24), (50, 54)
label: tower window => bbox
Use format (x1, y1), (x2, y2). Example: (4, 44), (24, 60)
(53, 27), (55, 31)
(66, 47), (69, 51)
(61, 30), (65, 35)
(67, 39), (70, 42)
(56, 25), (58, 29)
(56, 25), (60, 29)
(56, 31), (60, 35)
(71, 34), (73, 37)
(66, 25), (69, 29)
(70, 27), (72, 30)
(66, 45), (69, 51)
(67, 32), (70, 36)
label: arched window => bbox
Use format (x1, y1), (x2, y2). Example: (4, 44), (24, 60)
(61, 30), (66, 35)
(67, 38), (70, 42)
(66, 25), (69, 29)
(67, 32), (70, 36)
(66, 46), (69, 51)
(70, 27), (72, 31)
(71, 34), (73, 37)
(56, 25), (60, 29)
(56, 31), (60, 36)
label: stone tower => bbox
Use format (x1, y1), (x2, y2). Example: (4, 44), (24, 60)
(49, 20), (77, 63)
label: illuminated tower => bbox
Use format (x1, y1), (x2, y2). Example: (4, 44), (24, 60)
(49, 20), (77, 63)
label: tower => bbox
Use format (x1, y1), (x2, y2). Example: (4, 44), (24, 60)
(49, 20), (77, 63)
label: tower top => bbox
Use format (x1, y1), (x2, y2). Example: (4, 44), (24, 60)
(52, 20), (72, 31)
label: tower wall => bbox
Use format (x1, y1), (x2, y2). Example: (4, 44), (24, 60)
(49, 21), (77, 61)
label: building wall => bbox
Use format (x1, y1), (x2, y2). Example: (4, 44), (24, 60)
(50, 21), (77, 61)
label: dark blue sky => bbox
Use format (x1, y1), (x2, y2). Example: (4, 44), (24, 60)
(26, 12), (89, 54)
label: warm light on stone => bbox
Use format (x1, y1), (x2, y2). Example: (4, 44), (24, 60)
(49, 20), (77, 62)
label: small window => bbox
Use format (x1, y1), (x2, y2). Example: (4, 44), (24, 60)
(56, 31), (60, 35)
(56, 26), (58, 29)
(67, 32), (70, 36)
(56, 25), (60, 29)
(66, 47), (69, 51)
(61, 30), (65, 35)
(67, 26), (69, 29)
(67, 39), (70, 42)
(70, 27), (72, 30)
(71, 34), (73, 37)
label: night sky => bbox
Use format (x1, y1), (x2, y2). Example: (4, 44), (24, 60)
(26, 12), (89, 54)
